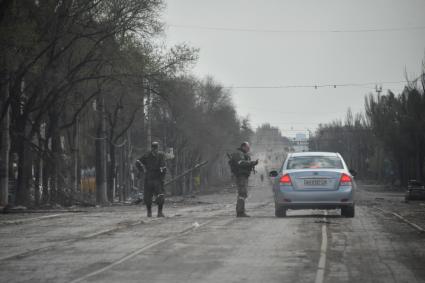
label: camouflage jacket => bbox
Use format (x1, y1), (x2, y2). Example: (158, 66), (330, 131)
(137, 151), (166, 180)
(230, 148), (255, 177)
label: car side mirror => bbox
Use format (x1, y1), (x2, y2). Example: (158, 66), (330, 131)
(269, 170), (278, 177)
(349, 169), (357, 177)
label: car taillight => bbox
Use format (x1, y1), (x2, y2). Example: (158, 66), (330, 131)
(280, 174), (292, 185)
(340, 173), (352, 186)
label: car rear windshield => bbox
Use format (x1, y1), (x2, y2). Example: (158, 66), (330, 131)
(286, 156), (343, 169)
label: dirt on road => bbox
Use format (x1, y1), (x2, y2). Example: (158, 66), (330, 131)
(1, 177), (425, 283)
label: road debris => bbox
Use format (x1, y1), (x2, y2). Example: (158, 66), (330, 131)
(192, 222), (200, 228)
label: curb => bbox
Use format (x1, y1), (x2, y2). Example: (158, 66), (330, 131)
(376, 207), (425, 233)
(0, 213), (73, 226)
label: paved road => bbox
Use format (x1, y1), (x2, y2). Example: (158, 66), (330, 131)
(1, 177), (425, 283)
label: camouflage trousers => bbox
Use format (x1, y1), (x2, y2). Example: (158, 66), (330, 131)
(235, 176), (249, 214)
(144, 179), (165, 209)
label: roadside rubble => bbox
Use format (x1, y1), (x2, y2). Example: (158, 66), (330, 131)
(0, 188), (227, 225)
(359, 183), (425, 232)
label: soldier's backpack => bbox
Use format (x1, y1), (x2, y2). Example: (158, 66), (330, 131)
(227, 153), (239, 175)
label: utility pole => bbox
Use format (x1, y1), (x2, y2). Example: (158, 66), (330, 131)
(375, 83), (383, 181)
(95, 94), (108, 205)
(145, 79), (152, 150)
(375, 85), (382, 95)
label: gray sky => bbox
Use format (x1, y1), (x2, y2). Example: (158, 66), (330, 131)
(162, 0), (425, 137)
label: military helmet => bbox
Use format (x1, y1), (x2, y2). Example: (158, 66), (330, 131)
(240, 141), (250, 148)
(151, 141), (159, 150)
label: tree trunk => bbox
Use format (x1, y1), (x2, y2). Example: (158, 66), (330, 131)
(142, 79), (148, 151)
(0, 80), (10, 206)
(41, 138), (50, 203)
(50, 111), (62, 204)
(118, 145), (124, 202)
(107, 142), (115, 202)
(146, 89), (151, 151)
(415, 135), (421, 181)
(180, 150), (185, 195)
(420, 144), (424, 182)
(95, 95), (108, 205)
(123, 131), (131, 201)
(15, 126), (31, 206)
(72, 119), (80, 200)
(172, 151), (178, 196)
(377, 147), (382, 182)
(34, 142), (42, 206)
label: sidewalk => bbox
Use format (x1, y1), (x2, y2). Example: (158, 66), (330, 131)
(358, 183), (425, 232)
(0, 188), (236, 225)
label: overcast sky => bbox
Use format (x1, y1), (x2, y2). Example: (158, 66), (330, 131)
(161, 0), (425, 137)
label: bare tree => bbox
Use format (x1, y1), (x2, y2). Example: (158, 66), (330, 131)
(0, 76), (9, 206)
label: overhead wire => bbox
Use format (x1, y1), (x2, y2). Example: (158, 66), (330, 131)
(224, 81), (408, 90)
(168, 23), (424, 134)
(167, 21), (424, 90)
(226, 74), (424, 90)
(169, 23), (424, 90)
(168, 24), (425, 34)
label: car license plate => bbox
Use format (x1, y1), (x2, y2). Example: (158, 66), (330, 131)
(304, 179), (327, 186)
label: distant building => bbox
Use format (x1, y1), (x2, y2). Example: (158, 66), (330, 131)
(292, 133), (309, 152)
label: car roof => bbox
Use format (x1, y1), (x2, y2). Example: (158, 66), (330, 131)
(288, 151), (339, 158)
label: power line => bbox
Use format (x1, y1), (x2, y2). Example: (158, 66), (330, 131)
(168, 24), (425, 34)
(241, 108), (348, 115)
(223, 80), (408, 89)
(225, 74), (424, 90)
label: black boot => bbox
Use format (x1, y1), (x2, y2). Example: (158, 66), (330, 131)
(236, 198), (249, 217)
(237, 212), (250, 217)
(157, 195), (165, 217)
(146, 205), (152, 217)
(157, 204), (164, 218)
(157, 208), (164, 217)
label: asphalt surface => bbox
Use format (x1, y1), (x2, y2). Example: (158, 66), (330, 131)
(1, 176), (425, 283)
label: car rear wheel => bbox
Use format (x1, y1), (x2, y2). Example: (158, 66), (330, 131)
(341, 205), (355, 218)
(275, 204), (287, 217)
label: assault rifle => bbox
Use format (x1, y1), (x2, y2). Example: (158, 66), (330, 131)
(227, 153), (258, 175)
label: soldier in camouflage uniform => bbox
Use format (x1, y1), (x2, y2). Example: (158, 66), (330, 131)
(229, 142), (258, 217)
(136, 142), (167, 217)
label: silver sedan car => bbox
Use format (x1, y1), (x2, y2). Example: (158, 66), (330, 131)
(269, 152), (356, 217)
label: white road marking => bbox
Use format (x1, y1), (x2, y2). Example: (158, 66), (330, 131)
(315, 211), (328, 283)
(376, 207), (425, 233)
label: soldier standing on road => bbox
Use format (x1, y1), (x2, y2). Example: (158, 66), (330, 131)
(136, 142), (167, 217)
(229, 142), (258, 217)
